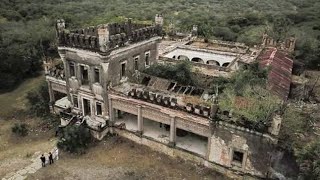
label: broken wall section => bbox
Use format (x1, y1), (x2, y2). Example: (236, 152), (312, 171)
(209, 124), (274, 178)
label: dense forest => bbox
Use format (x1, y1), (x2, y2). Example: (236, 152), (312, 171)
(0, 0), (320, 90)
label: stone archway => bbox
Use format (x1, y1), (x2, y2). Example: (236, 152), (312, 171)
(177, 55), (190, 61)
(191, 57), (204, 63)
(206, 60), (220, 66)
(222, 62), (230, 67)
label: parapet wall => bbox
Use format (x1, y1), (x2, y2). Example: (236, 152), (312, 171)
(57, 19), (162, 53)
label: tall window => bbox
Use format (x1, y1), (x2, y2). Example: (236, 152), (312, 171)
(145, 52), (150, 66)
(134, 57), (139, 71)
(69, 62), (75, 77)
(94, 68), (100, 83)
(83, 98), (91, 116)
(96, 102), (102, 116)
(73, 95), (78, 108)
(120, 62), (126, 78)
(80, 65), (89, 85)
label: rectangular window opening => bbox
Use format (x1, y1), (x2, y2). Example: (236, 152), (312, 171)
(121, 63), (126, 78)
(145, 52), (150, 66)
(94, 68), (100, 83)
(80, 65), (89, 85)
(83, 98), (91, 116)
(232, 150), (244, 167)
(69, 62), (75, 77)
(73, 95), (78, 108)
(96, 102), (102, 116)
(134, 57), (139, 71)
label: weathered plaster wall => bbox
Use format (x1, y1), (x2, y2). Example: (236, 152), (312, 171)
(107, 41), (158, 86)
(115, 129), (244, 180)
(209, 125), (274, 177)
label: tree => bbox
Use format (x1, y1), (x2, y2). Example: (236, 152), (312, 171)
(57, 125), (93, 154)
(26, 81), (50, 117)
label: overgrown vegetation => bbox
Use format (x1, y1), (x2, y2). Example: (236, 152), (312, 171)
(218, 63), (280, 132)
(57, 125), (93, 154)
(26, 82), (51, 117)
(279, 106), (314, 150)
(143, 61), (195, 85)
(1, 0), (320, 90)
(296, 140), (320, 179)
(11, 123), (28, 137)
(278, 104), (320, 179)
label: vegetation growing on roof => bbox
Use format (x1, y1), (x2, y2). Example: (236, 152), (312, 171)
(217, 63), (279, 132)
(143, 61), (196, 86)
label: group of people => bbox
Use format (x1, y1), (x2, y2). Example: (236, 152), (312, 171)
(40, 148), (59, 167)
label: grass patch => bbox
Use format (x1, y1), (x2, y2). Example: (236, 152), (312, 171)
(0, 75), (44, 118)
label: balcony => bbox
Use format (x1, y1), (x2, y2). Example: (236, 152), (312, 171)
(47, 62), (65, 81)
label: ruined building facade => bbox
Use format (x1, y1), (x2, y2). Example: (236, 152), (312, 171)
(46, 15), (292, 179)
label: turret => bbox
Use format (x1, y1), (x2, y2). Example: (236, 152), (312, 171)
(155, 14), (164, 27)
(56, 19), (65, 35)
(192, 25), (198, 36)
(97, 25), (110, 52)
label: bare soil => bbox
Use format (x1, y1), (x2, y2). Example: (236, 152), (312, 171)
(27, 136), (228, 180)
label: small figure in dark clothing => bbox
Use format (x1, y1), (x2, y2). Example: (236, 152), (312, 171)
(49, 152), (54, 164)
(40, 154), (46, 167)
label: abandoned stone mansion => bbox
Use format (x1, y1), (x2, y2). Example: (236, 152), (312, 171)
(45, 15), (295, 179)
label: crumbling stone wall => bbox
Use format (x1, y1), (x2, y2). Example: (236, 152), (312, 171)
(209, 125), (274, 177)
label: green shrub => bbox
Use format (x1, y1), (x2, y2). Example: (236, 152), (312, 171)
(57, 125), (93, 154)
(143, 61), (195, 85)
(11, 123), (28, 137)
(296, 141), (320, 179)
(26, 82), (50, 117)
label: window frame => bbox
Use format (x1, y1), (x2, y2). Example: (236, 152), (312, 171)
(96, 102), (103, 116)
(134, 56), (139, 71)
(231, 149), (245, 168)
(80, 65), (89, 85)
(94, 67), (100, 83)
(73, 95), (79, 108)
(144, 51), (150, 67)
(120, 61), (127, 79)
(69, 62), (76, 77)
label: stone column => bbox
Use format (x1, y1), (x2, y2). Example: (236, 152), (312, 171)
(59, 51), (71, 101)
(137, 105), (143, 135)
(169, 116), (176, 146)
(206, 136), (212, 160)
(108, 97), (115, 134)
(108, 97), (114, 121)
(47, 81), (55, 112)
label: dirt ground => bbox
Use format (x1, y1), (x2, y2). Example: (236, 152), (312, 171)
(0, 118), (56, 178)
(27, 136), (228, 180)
(0, 76), (57, 178)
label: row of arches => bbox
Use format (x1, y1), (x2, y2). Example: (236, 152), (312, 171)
(172, 55), (230, 67)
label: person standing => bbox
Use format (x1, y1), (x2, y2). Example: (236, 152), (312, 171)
(49, 152), (54, 164)
(40, 154), (46, 167)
